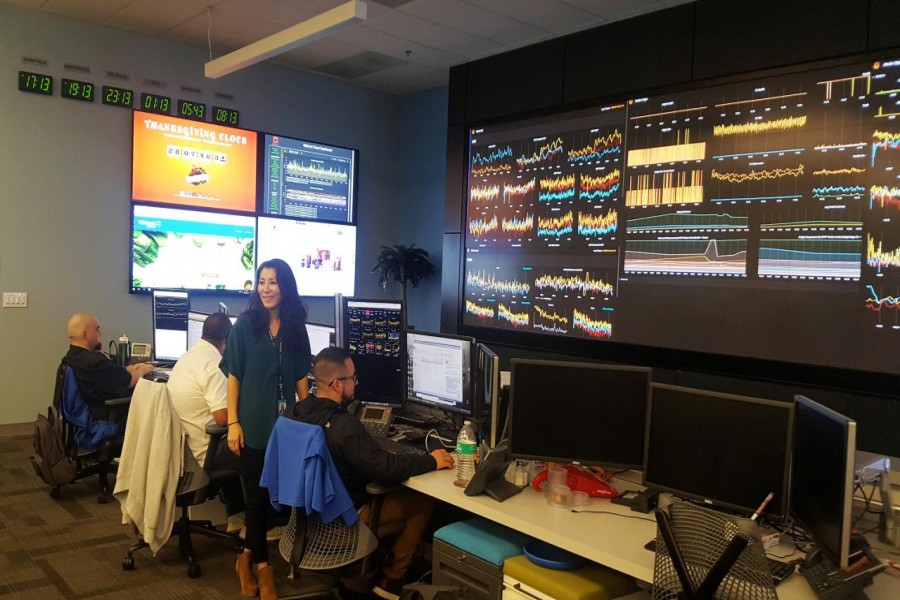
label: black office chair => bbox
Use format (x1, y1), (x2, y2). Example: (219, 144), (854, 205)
(118, 379), (242, 578)
(51, 363), (123, 503)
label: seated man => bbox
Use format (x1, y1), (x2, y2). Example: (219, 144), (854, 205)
(167, 312), (244, 531)
(63, 312), (155, 431)
(294, 347), (454, 600)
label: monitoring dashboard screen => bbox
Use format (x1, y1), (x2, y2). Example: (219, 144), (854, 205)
(131, 204), (256, 294)
(343, 299), (404, 407)
(643, 383), (794, 521)
(187, 310), (208, 350)
(462, 53), (900, 377)
(306, 322), (335, 358)
(406, 331), (475, 417)
(509, 359), (651, 469)
(262, 133), (357, 223)
(132, 111), (257, 213)
(152, 290), (190, 363)
(256, 216), (356, 296)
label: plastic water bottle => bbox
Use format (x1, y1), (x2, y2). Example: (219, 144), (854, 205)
(454, 421), (477, 488)
(117, 333), (130, 366)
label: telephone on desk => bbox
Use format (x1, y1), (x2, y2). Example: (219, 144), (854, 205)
(532, 464), (617, 498)
(358, 404), (394, 438)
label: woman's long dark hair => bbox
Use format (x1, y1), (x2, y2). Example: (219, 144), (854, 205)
(244, 258), (308, 351)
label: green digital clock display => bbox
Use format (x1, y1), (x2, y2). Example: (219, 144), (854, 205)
(141, 92), (171, 115)
(177, 99), (207, 121)
(212, 106), (240, 126)
(61, 78), (94, 102)
(18, 71), (52, 95)
(102, 85), (133, 108)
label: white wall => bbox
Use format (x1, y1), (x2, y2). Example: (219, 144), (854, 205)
(0, 5), (447, 425)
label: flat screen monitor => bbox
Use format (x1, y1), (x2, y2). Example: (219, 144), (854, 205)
(152, 290), (190, 363)
(343, 299), (404, 408)
(643, 383), (794, 522)
(187, 310), (209, 350)
(256, 215), (356, 297)
(508, 359), (651, 469)
(477, 343), (501, 446)
(405, 331), (476, 417)
(306, 322), (335, 358)
(791, 395), (857, 568)
(131, 204), (256, 294)
(132, 110), (257, 212)
(262, 133), (357, 223)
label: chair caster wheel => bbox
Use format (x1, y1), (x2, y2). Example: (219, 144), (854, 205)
(187, 562), (201, 578)
(122, 556), (135, 571)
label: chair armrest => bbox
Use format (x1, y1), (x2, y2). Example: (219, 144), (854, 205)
(104, 397), (131, 407)
(206, 423), (227, 435)
(365, 482), (400, 496)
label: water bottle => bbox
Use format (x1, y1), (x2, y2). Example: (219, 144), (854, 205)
(117, 333), (130, 366)
(454, 420), (477, 488)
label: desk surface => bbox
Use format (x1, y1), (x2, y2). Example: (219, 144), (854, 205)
(405, 468), (900, 600)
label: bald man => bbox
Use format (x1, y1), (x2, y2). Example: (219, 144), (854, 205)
(64, 313), (154, 428)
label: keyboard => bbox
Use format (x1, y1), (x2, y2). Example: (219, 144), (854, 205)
(767, 557), (796, 585)
(373, 437), (428, 457)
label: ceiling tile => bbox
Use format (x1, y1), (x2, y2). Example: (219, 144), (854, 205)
(41, 0), (133, 23)
(276, 37), (364, 69)
(366, 9), (504, 57)
(331, 24), (463, 68)
(352, 62), (447, 95)
(399, 0), (529, 40)
(489, 24), (553, 50)
(462, 0), (588, 27)
(3, 0), (52, 9)
(313, 50), (407, 80)
(104, 0), (211, 36)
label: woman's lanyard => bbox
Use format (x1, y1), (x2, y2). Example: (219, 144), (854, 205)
(269, 328), (287, 415)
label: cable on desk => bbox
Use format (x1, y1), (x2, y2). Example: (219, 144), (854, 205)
(569, 508), (656, 522)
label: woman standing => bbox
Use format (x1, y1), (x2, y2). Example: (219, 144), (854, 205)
(223, 258), (311, 599)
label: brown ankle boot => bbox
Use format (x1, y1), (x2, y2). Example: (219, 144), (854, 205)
(256, 563), (278, 600)
(235, 552), (259, 597)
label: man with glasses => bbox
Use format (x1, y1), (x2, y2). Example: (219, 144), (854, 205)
(294, 347), (453, 600)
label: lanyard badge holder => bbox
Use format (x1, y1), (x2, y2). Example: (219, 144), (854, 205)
(270, 331), (287, 416)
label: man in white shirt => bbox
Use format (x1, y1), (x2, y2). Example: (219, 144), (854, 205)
(168, 312), (243, 528)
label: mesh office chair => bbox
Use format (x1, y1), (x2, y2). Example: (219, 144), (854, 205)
(51, 364), (123, 503)
(117, 378), (242, 578)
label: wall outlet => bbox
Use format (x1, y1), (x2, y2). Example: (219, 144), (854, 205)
(2, 292), (28, 308)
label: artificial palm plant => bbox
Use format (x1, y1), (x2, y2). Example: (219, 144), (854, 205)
(371, 244), (436, 328)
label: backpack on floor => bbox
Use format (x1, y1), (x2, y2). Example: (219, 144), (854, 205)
(30, 405), (77, 486)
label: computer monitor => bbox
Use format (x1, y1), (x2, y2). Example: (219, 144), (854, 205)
(306, 322), (335, 358)
(791, 395), (857, 568)
(406, 331), (476, 417)
(477, 343), (501, 446)
(643, 383), (794, 522)
(342, 299), (404, 408)
(187, 310), (209, 350)
(152, 289), (190, 363)
(508, 359), (651, 469)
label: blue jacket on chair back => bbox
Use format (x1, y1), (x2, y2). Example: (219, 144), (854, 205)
(59, 366), (118, 450)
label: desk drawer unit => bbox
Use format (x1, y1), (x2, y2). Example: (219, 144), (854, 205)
(501, 555), (638, 600)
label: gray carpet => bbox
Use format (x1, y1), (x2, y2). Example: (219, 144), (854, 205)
(0, 434), (343, 599)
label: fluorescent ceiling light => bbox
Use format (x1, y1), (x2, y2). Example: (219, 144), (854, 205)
(205, 0), (367, 79)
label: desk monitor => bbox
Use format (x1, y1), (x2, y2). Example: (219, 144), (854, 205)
(187, 310), (209, 350)
(477, 343), (501, 446)
(792, 395), (857, 569)
(406, 331), (476, 418)
(509, 359), (651, 469)
(342, 299), (404, 408)
(643, 383), (794, 522)
(152, 289), (190, 363)
(306, 322), (335, 358)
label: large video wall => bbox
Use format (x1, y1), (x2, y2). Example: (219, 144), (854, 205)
(463, 54), (900, 376)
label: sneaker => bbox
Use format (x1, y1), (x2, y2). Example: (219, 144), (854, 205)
(226, 512), (245, 534)
(372, 573), (404, 600)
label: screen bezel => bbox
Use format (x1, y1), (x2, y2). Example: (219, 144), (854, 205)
(508, 359), (652, 470)
(642, 382), (795, 522)
(405, 330), (477, 418)
(151, 289), (190, 363)
(477, 342), (501, 446)
(791, 394), (857, 569)
(257, 130), (359, 225)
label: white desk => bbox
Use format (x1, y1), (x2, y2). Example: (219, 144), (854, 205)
(404, 469), (900, 600)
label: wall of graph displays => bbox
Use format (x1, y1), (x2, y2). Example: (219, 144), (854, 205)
(463, 54), (900, 376)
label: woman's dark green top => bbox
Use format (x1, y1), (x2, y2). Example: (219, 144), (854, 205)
(220, 313), (311, 449)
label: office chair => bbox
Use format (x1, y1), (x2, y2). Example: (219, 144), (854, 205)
(262, 418), (388, 599)
(52, 363), (123, 503)
(651, 500), (776, 600)
(117, 378), (242, 578)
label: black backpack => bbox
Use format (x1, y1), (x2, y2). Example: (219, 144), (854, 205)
(30, 405), (76, 486)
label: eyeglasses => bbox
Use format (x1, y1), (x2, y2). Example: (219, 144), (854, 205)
(331, 373), (358, 386)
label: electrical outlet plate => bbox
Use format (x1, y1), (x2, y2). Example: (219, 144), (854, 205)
(2, 292), (28, 308)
